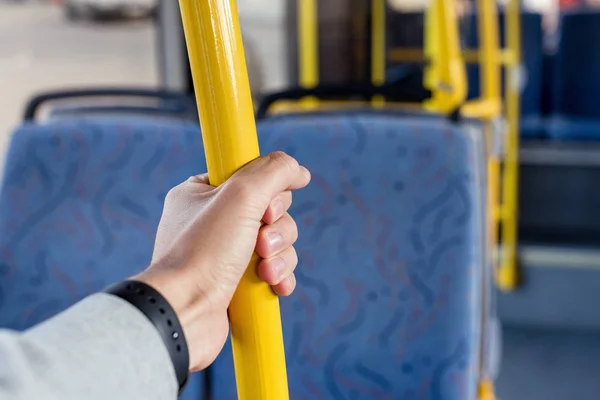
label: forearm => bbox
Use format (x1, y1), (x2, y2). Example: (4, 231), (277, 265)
(0, 293), (177, 400)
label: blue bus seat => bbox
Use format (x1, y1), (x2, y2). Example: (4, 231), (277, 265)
(541, 52), (556, 117)
(0, 116), (207, 400)
(209, 111), (487, 399)
(548, 12), (600, 140)
(465, 12), (545, 139)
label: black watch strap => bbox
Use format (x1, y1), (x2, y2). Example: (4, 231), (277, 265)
(104, 280), (189, 395)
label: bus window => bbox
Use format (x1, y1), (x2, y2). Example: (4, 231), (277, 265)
(0, 1), (158, 165)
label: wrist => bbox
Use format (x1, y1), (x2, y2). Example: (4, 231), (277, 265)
(104, 280), (190, 394)
(133, 268), (215, 370)
(134, 269), (202, 325)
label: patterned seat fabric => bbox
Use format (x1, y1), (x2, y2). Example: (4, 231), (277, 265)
(0, 116), (207, 400)
(210, 111), (487, 400)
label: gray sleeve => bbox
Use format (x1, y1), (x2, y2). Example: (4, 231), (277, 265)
(0, 293), (178, 400)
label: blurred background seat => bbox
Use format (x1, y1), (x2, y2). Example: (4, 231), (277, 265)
(547, 12), (600, 141)
(465, 12), (545, 139)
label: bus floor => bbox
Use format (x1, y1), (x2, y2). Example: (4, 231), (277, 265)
(498, 324), (600, 400)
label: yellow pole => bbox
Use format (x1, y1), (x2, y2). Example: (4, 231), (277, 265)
(424, 0), (467, 113)
(476, 0), (502, 274)
(460, 0), (502, 120)
(478, 0), (501, 375)
(298, 0), (318, 101)
(371, 0), (386, 105)
(178, 1), (289, 399)
(477, 0), (501, 111)
(498, 0), (521, 290)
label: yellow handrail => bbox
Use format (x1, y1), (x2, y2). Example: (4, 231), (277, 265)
(475, 0), (502, 119)
(388, 47), (425, 63)
(424, 0), (467, 113)
(371, 0), (386, 105)
(178, 1), (289, 399)
(298, 0), (318, 107)
(389, 48), (513, 66)
(269, 99), (423, 115)
(498, 0), (521, 291)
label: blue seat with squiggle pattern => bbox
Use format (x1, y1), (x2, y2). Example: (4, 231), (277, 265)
(0, 117), (207, 400)
(209, 111), (487, 400)
(0, 111), (487, 399)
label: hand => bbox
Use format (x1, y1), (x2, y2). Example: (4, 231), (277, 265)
(134, 152), (311, 372)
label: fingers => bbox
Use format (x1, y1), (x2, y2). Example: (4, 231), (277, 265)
(258, 207), (299, 297)
(263, 191), (292, 225)
(232, 152), (311, 204)
(258, 247), (297, 297)
(257, 246), (298, 290)
(272, 272), (296, 297)
(255, 213), (298, 259)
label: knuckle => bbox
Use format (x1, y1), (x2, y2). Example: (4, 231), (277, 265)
(268, 151), (299, 172)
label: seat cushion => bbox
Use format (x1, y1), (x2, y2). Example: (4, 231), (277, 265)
(210, 111), (487, 400)
(0, 116), (207, 400)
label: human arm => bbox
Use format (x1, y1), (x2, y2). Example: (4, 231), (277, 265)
(0, 152), (310, 400)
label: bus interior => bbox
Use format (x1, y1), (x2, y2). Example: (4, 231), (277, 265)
(2, 0), (600, 399)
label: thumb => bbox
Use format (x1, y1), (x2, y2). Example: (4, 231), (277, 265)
(226, 152), (311, 209)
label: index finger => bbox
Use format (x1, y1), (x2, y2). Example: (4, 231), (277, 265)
(231, 151), (311, 199)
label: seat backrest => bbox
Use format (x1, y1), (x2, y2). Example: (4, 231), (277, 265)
(553, 12), (600, 118)
(210, 111), (487, 399)
(465, 12), (544, 118)
(0, 116), (206, 400)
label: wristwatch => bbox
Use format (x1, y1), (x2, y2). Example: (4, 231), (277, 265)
(104, 280), (189, 395)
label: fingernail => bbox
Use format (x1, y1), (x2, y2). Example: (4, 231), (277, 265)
(271, 257), (286, 279)
(267, 232), (284, 249)
(271, 198), (283, 219)
(301, 166), (311, 180)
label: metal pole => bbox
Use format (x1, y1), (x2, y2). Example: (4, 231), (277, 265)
(371, 0), (386, 103)
(178, 1), (290, 398)
(499, 0), (521, 291)
(297, 0), (318, 108)
(157, 0), (187, 91)
(298, 0), (319, 90)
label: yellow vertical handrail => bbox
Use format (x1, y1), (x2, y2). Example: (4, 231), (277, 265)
(423, 0), (439, 95)
(498, 0), (521, 291)
(298, 0), (318, 90)
(371, 0), (386, 105)
(424, 0), (467, 113)
(477, 0), (501, 113)
(460, 0), (502, 120)
(475, 0), (502, 282)
(178, 1), (290, 399)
